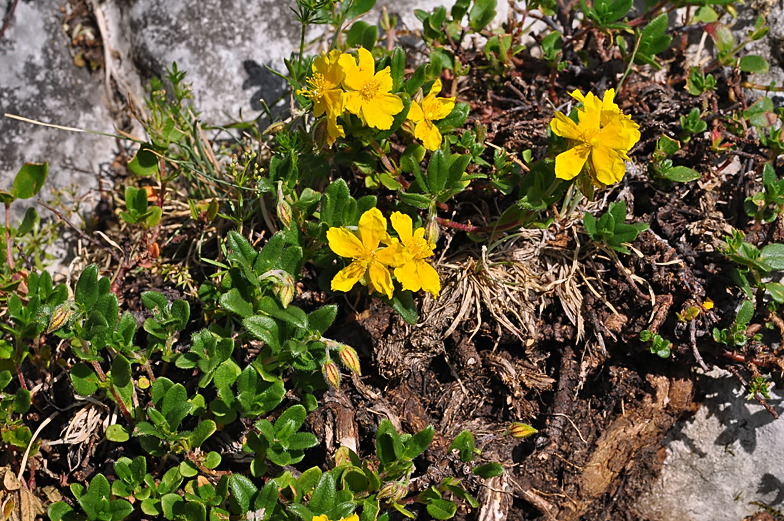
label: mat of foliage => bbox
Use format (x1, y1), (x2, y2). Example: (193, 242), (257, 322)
(2, 0), (784, 520)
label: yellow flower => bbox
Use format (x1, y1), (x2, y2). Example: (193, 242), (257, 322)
(339, 48), (404, 130)
(408, 79), (456, 151)
(703, 297), (714, 310)
(550, 89), (641, 186)
(298, 50), (346, 146)
(327, 208), (401, 299)
(313, 515), (359, 521)
(389, 212), (440, 298)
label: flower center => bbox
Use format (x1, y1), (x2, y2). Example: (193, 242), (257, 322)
(360, 79), (380, 101)
(305, 73), (327, 101)
(409, 238), (433, 260)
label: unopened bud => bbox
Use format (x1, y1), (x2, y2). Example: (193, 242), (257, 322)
(312, 118), (329, 150)
(47, 301), (73, 334)
(377, 480), (408, 503)
(508, 422), (538, 439)
(338, 345), (361, 376)
(322, 360), (341, 390)
(425, 217), (439, 244)
(273, 277), (295, 309)
(261, 270), (296, 308)
(263, 121), (286, 136)
(277, 199), (293, 229)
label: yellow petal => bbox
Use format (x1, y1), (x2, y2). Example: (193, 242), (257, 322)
(344, 91), (363, 117)
(394, 260), (421, 292)
(550, 112), (582, 141)
(339, 516), (360, 521)
(361, 93), (403, 130)
(368, 261), (394, 299)
(327, 227), (364, 258)
(390, 212), (414, 245)
(332, 261), (366, 292)
(408, 100), (425, 123)
(376, 241), (410, 268)
(312, 516), (330, 521)
(590, 146), (627, 185)
(577, 91), (602, 130)
(415, 119), (443, 151)
(569, 89), (586, 103)
(423, 96), (456, 121)
(357, 48), (376, 76)
(326, 117), (345, 147)
(416, 259), (441, 298)
(555, 144), (591, 180)
(594, 120), (633, 151)
(357, 208), (388, 250)
(428, 79), (443, 99)
(374, 67), (394, 94)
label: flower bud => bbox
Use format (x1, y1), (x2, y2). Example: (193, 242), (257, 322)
(261, 269), (296, 308)
(276, 187), (293, 230)
(377, 480), (408, 503)
(322, 360), (341, 390)
(508, 422), (538, 439)
(47, 301), (73, 334)
(312, 118), (330, 150)
(425, 216), (439, 244)
(273, 276), (295, 309)
(263, 121), (286, 136)
(338, 345), (361, 376)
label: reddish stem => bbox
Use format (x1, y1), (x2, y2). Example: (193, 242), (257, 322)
(5, 203), (13, 271)
(435, 216), (523, 234)
(91, 360), (134, 425)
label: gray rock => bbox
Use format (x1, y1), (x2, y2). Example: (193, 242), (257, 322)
(116, 0), (502, 124)
(0, 0), (113, 218)
(636, 368), (784, 521)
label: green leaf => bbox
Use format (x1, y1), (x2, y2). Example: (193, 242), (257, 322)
(402, 425), (434, 460)
(735, 300), (755, 327)
(390, 47), (406, 92)
(376, 420), (403, 465)
(404, 64), (426, 96)
(583, 212), (597, 238)
(70, 363), (99, 396)
(109, 498), (134, 521)
(220, 288), (254, 317)
(309, 472), (337, 514)
(345, 0), (376, 20)
(170, 300), (190, 329)
(47, 502), (74, 521)
(307, 305), (337, 334)
(662, 166), (701, 182)
(275, 404), (308, 435)
(106, 424), (130, 443)
(398, 191), (432, 210)
(13, 388), (30, 414)
(75, 264), (99, 309)
(257, 297), (308, 329)
(761, 243), (784, 270)
(472, 462), (504, 478)
(12, 162), (48, 200)
(141, 291), (168, 312)
(254, 480), (279, 515)
(17, 207), (38, 236)
(228, 474), (257, 515)
(435, 102), (470, 133)
(739, 55), (769, 74)
(426, 498), (457, 520)
(321, 179), (351, 227)
(227, 230), (258, 267)
(468, 0), (497, 32)
(449, 430), (475, 462)
(243, 315), (281, 351)
(128, 147), (160, 177)
(384, 290), (418, 324)
(767, 282), (784, 303)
